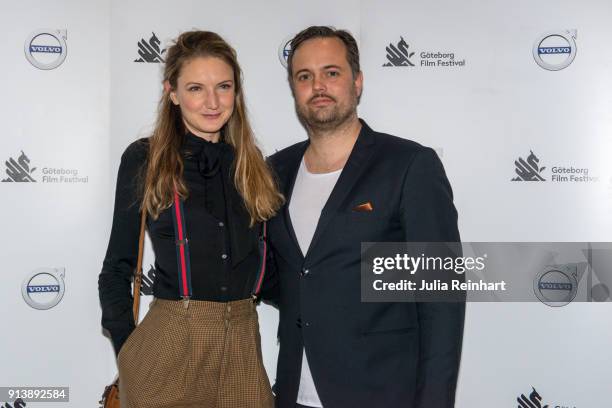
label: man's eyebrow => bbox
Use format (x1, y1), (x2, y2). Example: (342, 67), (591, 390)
(294, 65), (343, 76)
(294, 68), (311, 76)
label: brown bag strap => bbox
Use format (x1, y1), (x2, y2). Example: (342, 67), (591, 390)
(132, 209), (147, 325)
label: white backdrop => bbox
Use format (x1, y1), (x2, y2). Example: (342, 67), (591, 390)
(1, 0), (611, 406)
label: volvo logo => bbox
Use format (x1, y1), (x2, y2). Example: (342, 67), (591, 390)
(278, 35), (293, 68)
(24, 29), (68, 70)
(532, 30), (577, 71)
(533, 264), (578, 307)
(22, 267), (66, 310)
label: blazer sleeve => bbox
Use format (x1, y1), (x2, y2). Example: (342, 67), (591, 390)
(398, 147), (466, 408)
(258, 238), (280, 307)
(98, 140), (147, 356)
(259, 156), (282, 307)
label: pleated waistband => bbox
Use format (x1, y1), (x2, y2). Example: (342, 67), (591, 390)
(150, 297), (256, 320)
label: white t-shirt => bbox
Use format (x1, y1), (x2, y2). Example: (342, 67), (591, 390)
(288, 158), (342, 407)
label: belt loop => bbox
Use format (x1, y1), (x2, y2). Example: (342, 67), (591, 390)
(224, 303), (231, 328)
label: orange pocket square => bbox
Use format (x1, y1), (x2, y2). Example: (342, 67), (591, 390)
(352, 202), (374, 212)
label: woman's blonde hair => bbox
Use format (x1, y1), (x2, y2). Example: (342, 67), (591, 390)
(142, 30), (283, 224)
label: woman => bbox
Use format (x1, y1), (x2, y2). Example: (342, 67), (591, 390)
(98, 30), (283, 408)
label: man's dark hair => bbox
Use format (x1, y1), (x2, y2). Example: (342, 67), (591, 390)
(287, 26), (360, 82)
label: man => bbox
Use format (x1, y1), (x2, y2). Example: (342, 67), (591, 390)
(267, 26), (465, 408)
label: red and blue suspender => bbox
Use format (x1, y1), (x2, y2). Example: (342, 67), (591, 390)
(171, 191), (267, 306)
(172, 191), (192, 306)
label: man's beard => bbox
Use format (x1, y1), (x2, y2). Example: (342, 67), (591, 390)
(295, 90), (358, 133)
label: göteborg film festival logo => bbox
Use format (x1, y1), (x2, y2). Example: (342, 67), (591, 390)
(134, 32), (166, 63)
(2, 151), (36, 182)
(383, 36), (415, 67)
(512, 150), (546, 181)
(140, 265), (157, 296)
(517, 386), (549, 408)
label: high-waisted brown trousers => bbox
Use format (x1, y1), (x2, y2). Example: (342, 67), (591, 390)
(118, 298), (274, 408)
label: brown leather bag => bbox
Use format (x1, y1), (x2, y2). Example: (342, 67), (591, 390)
(99, 209), (147, 408)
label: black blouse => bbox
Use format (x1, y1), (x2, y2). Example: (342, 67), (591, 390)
(98, 132), (276, 355)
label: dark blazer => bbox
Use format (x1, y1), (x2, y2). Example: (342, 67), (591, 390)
(266, 120), (465, 408)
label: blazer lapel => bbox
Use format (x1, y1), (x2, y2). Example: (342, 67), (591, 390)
(275, 141), (309, 260)
(304, 120), (376, 259)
